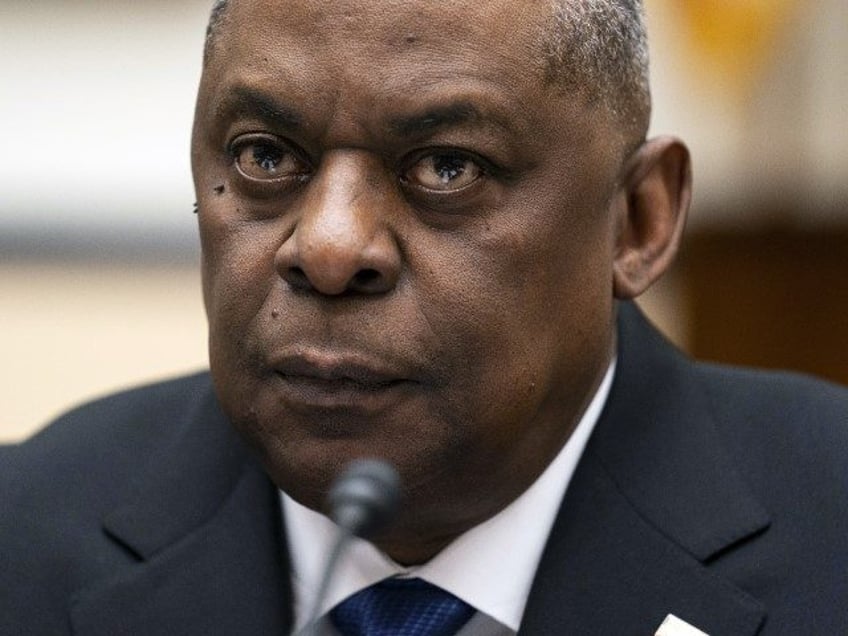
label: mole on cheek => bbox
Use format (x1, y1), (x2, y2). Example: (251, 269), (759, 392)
(214, 185), (226, 195)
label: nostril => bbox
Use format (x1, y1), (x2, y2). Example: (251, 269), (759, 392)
(285, 267), (312, 291)
(353, 268), (381, 290)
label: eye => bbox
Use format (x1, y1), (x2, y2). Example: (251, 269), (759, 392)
(231, 135), (310, 182)
(405, 152), (483, 192)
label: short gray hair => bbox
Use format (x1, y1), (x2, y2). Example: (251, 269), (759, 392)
(541, 0), (650, 145)
(204, 0), (650, 144)
(205, 0), (230, 57)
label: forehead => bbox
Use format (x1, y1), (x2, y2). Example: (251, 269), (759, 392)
(208, 0), (552, 102)
(200, 0), (583, 146)
(220, 0), (550, 55)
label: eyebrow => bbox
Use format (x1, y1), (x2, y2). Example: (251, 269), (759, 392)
(215, 87), (518, 141)
(215, 85), (303, 129)
(387, 102), (486, 138)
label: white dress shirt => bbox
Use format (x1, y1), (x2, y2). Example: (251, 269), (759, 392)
(283, 362), (615, 635)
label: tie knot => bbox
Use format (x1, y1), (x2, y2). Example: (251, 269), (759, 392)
(330, 577), (475, 636)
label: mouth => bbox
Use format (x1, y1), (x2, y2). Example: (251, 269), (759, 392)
(272, 353), (416, 412)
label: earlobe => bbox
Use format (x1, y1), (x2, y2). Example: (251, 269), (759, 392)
(612, 136), (692, 299)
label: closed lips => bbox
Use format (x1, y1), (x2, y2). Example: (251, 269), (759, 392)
(273, 356), (410, 389)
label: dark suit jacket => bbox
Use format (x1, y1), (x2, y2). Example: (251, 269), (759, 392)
(2, 303), (847, 634)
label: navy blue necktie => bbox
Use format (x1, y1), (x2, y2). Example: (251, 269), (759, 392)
(330, 577), (475, 636)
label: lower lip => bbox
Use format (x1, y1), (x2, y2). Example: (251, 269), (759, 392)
(273, 373), (413, 413)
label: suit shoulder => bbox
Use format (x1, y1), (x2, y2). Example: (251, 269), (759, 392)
(684, 363), (848, 629)
(21, 370), (211, 444)
(694, 361), (848, 509)
(696, 362), (848, 434)
(0, 372), (217, 632)
(1, 371), (214, 502)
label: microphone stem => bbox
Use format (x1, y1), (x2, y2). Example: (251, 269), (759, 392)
(302, 527), (354, 636)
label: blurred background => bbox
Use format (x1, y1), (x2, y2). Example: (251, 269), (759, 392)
(2, 0), (846, 441)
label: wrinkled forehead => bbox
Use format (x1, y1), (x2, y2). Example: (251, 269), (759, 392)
(209, 0), (552, 81)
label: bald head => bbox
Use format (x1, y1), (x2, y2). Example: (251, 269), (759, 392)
(204, 0), (650, 150)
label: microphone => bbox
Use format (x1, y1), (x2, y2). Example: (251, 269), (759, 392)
(328, 458), (401, 537)
(303, 458), (401, 634)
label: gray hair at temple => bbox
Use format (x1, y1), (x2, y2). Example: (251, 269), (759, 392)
(204, 0), (651, 147)
(542, 0), (651, 145)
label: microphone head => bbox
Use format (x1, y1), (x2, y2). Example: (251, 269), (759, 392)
(327, 458), (401, 538)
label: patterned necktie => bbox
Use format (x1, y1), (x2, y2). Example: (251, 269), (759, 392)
(330, 577), (475, 636)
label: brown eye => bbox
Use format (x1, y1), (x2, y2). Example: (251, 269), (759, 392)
(232, 136), (309, 181)
(406, 153), (482, 191)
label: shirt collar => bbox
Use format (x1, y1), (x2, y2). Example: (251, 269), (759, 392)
(283, 361), (616, 633)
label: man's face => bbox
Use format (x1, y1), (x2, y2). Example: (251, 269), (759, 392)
(193, 0), (624, 559)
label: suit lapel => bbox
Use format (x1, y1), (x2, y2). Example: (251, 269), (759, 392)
(520, 303), (770, 635)
(70, 387), (293, 635)
(520, 453), (765, 635)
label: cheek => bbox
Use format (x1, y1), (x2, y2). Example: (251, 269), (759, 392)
(417, 203), (614, 433)
(199, 213), (280, 360)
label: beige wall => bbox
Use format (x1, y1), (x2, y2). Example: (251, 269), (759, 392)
(1, 262), (208, 442)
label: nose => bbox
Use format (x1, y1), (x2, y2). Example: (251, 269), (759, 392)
(274, 151), (402, 296)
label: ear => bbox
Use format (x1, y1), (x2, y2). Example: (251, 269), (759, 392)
(612, 136), (692, 299)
